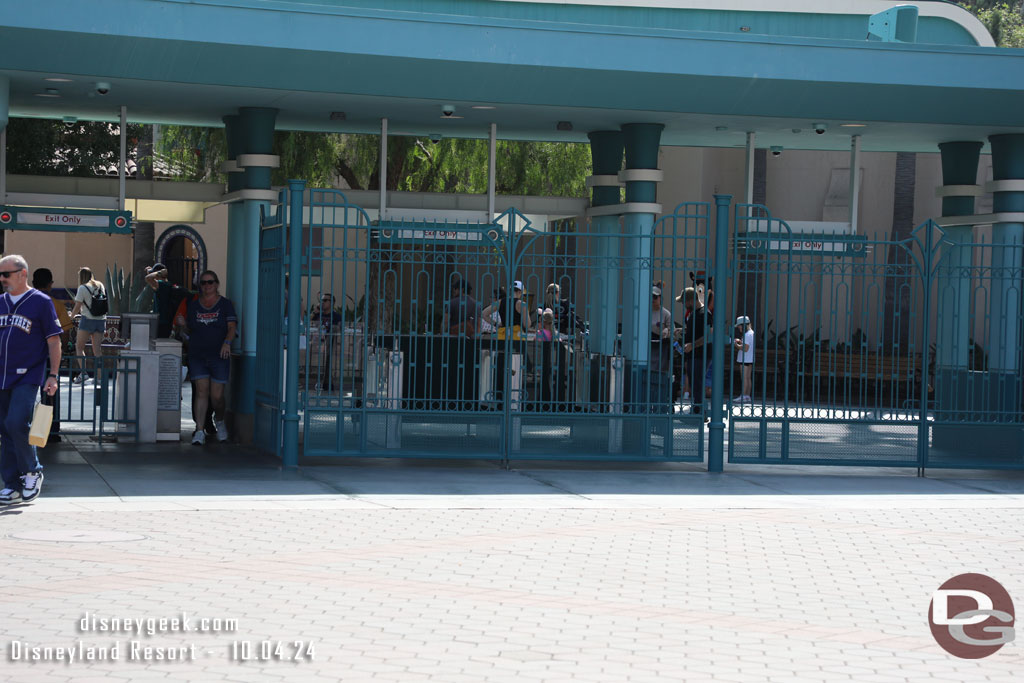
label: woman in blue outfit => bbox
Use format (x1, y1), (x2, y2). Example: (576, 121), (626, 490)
(178, 270), (237, 445)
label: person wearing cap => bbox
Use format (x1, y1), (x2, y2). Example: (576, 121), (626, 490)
(484, 280), (530, 340)
(145, 262), (192, 339)
(733, 315), (754, 403)
(648, 285), (674, 412)
(442, 278), (478, 337)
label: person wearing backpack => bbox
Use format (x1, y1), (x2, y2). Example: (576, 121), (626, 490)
(70, 267), (107, 384)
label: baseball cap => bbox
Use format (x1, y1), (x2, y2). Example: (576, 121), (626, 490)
(513, 280), (524, 291)
(652, 286), (662, 297)
(735, 315), (750, 326)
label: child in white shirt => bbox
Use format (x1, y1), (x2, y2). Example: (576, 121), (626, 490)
(733, 316), (754, 402)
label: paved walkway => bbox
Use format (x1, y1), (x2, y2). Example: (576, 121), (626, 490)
(2, 438), (1023, 681)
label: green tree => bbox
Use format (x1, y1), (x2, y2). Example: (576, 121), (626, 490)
(4, 118), (146, 177)
(157, 126), (590, 197)
(958, 2), (1024, 47)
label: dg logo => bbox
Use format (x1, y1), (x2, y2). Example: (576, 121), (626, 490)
(929, 573), (1015, 659)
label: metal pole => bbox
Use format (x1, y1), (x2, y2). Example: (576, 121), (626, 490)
(282, 179), (306, 469)
(379, 118), (388, 222)
(708, 194), (732, 472)
(488, 123), (497, 219)
(119, 106), (127, 211)
(744, 132), (756, 205)
(0, 127), (6, 202)
(849, 135), (861, 234)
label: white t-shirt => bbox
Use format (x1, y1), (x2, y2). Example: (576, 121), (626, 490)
(736, 329), (755, 364)
(75, 283), (105, 320)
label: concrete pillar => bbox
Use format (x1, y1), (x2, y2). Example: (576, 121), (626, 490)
(586, 130), (624, 356)
(234, 107), (278, 440)
(986, 134), (1024, 419)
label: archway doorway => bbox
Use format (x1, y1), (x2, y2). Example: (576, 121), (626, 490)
(154, 224), (207, 289)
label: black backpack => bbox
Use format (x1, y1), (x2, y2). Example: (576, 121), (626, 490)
(86, 285), (109, 317)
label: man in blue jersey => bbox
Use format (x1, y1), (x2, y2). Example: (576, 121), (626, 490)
(0, 255), (62, 504)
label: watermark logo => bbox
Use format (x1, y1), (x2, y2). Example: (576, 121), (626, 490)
(929, 573), (1015, 659)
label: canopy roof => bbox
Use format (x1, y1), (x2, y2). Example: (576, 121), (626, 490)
(2, 0), (1023, 152)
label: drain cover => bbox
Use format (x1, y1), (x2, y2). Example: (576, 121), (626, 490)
(11, 530), (146, 543)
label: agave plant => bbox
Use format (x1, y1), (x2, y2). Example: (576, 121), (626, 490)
(104, 263), (153, 315)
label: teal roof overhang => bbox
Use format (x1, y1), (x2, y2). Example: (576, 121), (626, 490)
(2, 0), (1023, 153)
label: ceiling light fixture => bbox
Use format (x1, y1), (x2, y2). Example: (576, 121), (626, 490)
(35, 91), (60, 98)
(840, 123), (867, 128)
(471, 105), (497, 110)
(44, 77), (73, 83)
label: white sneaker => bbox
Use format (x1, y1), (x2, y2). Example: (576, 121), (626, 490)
(191, 430), (206, 446)
(21, 471), (44, 502)
(215, 420), (228, 443)
(0, 488), (22, 505)
(741, 395), (753, 403)
(72, 374), (86, 385)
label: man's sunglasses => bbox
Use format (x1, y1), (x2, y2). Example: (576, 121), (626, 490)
(0, 268), (24, 278)
(200, 279), (218, 285)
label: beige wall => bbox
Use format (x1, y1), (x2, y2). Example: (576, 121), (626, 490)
(5, 230), (133, 293)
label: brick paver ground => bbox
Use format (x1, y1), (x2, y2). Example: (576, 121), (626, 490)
(1, 443), (1022, 682)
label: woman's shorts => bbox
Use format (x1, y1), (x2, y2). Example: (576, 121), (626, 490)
(189, 352), (230, 384)
(79, 317), (106, 334)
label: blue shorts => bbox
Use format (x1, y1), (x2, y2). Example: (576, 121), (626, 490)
(189, 352), (230, 384)
(79, 317), (105, 334)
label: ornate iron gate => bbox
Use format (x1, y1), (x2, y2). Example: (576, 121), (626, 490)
(727, 205), (1024, 469)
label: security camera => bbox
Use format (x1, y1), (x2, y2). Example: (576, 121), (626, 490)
(95, 82), (111, 95)
(813, 123), (828, 135)
(770, 146), (783, 157)
(441, 104), (455, 117)
(428, 133), (442, 143)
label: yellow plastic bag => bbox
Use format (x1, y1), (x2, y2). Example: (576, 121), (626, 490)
(29, 402), (54, 447)
(497, 325), (523, 341)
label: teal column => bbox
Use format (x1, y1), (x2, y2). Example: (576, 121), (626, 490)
(620, 123), (663, 365)
(621, 123), (663, 414)
(223, 115), (245, 306)
(987, 135), (1024, 398)
(282, 180), (306, 469)
(934, 142), (982, 424)
(708, 195), (731, 473)
(237, 107), (278, 418)
(587, 131), (624, 356)
(0, 75), (8, 131)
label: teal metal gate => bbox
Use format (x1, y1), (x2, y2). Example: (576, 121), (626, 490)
(727, 205), (1024, 469)
(266, 187), (714, 464)
(258, 188), (1022, 470)
(254, 192), (286, 458)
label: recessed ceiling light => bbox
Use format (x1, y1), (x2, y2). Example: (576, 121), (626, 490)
(439, 114), (464, 119)
(44, 77), (73, 83)
(840, 123), (867, 128)
(471, 105), (496, 110)
(34, 92), (60, 98)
